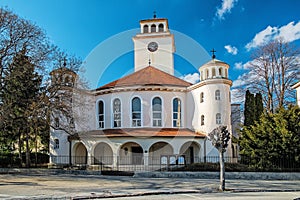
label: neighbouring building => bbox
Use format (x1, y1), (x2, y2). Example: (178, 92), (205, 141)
(49, 16), (237, 170)
(292, 81), (300, 107)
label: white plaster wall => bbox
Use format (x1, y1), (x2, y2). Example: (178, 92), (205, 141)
(72, 91), (96, 132)
(297, 87), (300, 106)
(133, 35), (174, 75)
(49, 129), (69, 164)
(93, 90), (187, 129)
(189, 83), (231, 134)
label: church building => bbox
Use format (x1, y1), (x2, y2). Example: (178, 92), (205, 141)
(49, 16), (235, 170)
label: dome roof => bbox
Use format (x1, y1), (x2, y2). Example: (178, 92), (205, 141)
(200, 58), (229, 69)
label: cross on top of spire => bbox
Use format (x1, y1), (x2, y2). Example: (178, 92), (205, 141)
(210, 48), (216, 59)
(153, 11), (157, 19)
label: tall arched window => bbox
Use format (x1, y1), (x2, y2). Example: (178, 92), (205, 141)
(132, 97), (141, 127)
(113, 98), (121, 128)
(98, 101), (104, 128)
(200, 92), (204, 103)
(219, 68), (222, 77)
(158, 23), (164, 32)
(54, 117), (59, 128)
(212, 68), (216, 77)
(54, 139), (59, 149)
(216, 113), (222, 124)
(151, 24), (156, 32)
(206, 69), (209, 79)
(201, 115), (205, 126)
(173, 98), (182, 127)
(143, 25), (149, 33)
(215, 90), (221, 100)
(152, 97), (162, 127)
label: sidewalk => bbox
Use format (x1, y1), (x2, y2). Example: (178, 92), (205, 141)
(0, 172), (300, 199)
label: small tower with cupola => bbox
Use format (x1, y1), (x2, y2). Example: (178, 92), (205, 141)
(49, 60), (77, 164)
(189, 50), (233, 156)
(132, 13), (175, 75)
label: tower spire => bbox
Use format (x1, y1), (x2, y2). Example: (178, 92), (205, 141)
(153, 11), (157, 19)
(210, 48), (216, 59)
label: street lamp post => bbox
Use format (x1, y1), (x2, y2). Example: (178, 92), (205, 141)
(207, 125), (230, 191)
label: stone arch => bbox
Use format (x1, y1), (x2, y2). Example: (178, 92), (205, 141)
(73, 142), (87, 165)
(149, 142), (174, 165)
(119, 142), (143, 165)
(158, 23), (164, 32)
(93, 142), (113, 165)
(151, 24), (156, 32)
(179, 141), (200, 164)
(143, 24), (149, 33)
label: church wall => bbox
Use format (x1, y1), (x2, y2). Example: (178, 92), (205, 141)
(133, 36), (174, 75)
(49, 129), (70, 164)
(189, 83), (231, 134)
(94, 90), (187, 129)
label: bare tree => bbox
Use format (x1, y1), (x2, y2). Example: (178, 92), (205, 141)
(0, 7), (85, 166)
(241, 39), (300, 113)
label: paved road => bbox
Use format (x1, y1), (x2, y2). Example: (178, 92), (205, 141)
(104, 192), (300, 200)
(0, 174), (299, 199)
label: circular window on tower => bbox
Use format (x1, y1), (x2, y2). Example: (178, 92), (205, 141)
(147, 42), (158, 52)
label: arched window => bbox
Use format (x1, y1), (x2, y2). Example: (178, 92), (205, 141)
(212, 68), (216, 77)
(152, 97), (162, 127)
(215, 90), (221, 100)
(98, 101), (104, 128)
(143, 25), (149, 33)
(65, 76), (69, 85)
(151, 24), (156, 32)
(173, 98), (182, 127)
(201, 115), (205, 126)
(54, 139), (59, 149)
(55, 117), (59, 128)
(206, 69), (209, 79)
(132, 97), (141, 127)
(200, 92), (204, 103)
(216, 113), (222, 124)
(158, 23), (164, 32)
(219, 68), (222, 77)
(113, 99), (121, 128)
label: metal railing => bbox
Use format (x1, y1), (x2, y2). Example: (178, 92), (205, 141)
(49, 155), (300, 172)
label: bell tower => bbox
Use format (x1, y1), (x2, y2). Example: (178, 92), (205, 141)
(132, 14), (175, 75)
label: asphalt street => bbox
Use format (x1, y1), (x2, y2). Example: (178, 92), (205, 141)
(0, 173), (299, 199)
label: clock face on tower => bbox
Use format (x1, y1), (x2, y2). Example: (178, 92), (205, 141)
(147, 42), (158, 52)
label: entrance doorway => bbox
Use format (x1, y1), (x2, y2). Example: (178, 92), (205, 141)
(132, 146), (143, 165)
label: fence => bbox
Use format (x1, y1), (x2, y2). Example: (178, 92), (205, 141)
(0, 153), (49, 167)
(49, 155), (300, 172)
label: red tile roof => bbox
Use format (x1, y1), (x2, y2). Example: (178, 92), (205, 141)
(96, 66), (192, 90)
(79, 128), (205, 138)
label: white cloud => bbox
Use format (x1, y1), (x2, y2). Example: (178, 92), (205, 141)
(246, 21), (300, 50)
(224, 45), (238, 55)
(276, 21), (300, 42)
(216, 0), (238, 20)
(180, 73), (199, 84)
(234, 62), (243, 70)
(233, 60), (255, 70)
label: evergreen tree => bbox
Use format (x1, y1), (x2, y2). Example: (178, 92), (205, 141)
(254, 92), (264, 121)
(239, 105), (300, 169)
(1, 47), (42, 167)
(244, 90), (255, 126)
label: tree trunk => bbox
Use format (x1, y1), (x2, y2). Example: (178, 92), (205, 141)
(25, 131), (30, 168)
(219, 150), (225, 191)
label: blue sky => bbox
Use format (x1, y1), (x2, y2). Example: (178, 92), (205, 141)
(1, 0), (300, 91)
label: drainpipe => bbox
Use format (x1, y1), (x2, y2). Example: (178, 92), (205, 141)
(204, 137), (207, 163)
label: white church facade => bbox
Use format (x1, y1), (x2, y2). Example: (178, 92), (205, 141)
(49, 17), (236, 169)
